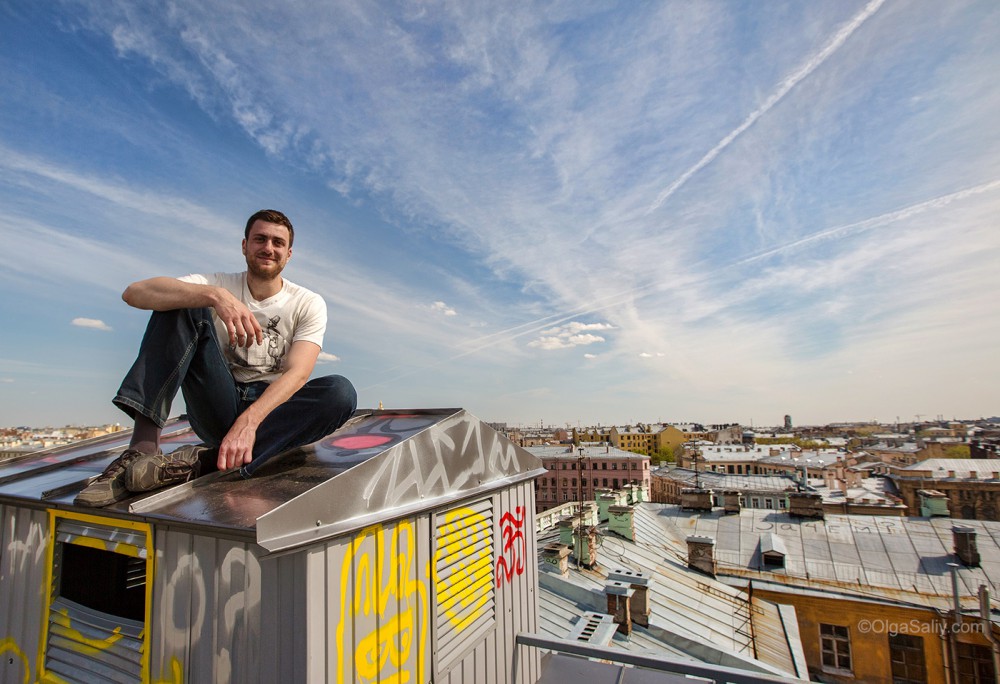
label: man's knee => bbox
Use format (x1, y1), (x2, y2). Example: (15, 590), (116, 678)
(308, 375), (358, 412)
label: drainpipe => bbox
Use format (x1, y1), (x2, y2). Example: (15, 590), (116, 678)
(948, 563), (962, 626)
(948, 563), (961, 684)
(981, 585), (1000, 683)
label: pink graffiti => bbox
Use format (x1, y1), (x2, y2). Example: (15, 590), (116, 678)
(495, 506), (526, 586)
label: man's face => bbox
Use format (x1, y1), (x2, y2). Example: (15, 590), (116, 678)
(242, 220), (292, 280)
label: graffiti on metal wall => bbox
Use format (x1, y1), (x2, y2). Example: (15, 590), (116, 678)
(496, 506), (526, 587)
(361, 413), (533, 510)
(0, 637), (30, 684)
(435, 506), (492, 633)
(336, 520), (428, 684)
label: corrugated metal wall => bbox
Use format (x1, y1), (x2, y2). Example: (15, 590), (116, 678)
(149, 528), (264, 683)
(0, 504), (48, 684)
(3, 483), (540, 684)
(435, 482), (540, 684)
(298, 481), (540, 684)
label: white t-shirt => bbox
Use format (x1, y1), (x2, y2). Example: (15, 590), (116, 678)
(178, 272), (326, 384)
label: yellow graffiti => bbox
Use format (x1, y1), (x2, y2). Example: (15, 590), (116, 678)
(49, 609), (124, 654)
(435, 507), (492, 633)
(336, 521), (428, 684)
(151, 656), (185, 684)
(0, 638), (31, 684)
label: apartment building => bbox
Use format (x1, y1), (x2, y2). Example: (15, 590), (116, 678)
(529, 444), (650, 512)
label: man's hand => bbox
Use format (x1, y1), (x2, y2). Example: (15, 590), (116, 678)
(213, 289), (263, 348)
(218, 415), (258, 471)
(214, 341), (322, 472)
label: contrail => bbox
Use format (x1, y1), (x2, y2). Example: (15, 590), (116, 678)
(645, 0), (886, 215)
(735, 179), (1000, 266)
(362, 177), (1000, 393)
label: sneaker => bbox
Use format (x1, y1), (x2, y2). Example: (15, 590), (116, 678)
(75, 449), (153, 507)
(125, 444), (205, 493)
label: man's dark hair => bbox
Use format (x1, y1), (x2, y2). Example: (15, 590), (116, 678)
(245, 209), (294, 247)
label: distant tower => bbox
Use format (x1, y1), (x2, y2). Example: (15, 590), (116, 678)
(784, 415), (793, 431)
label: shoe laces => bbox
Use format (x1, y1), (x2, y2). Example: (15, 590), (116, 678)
(97, 449), (144, 481)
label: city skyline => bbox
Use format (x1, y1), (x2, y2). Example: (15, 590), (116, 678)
(2, 1), (999, 428)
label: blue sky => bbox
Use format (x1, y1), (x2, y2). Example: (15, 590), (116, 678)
(1, 1), (998, 429)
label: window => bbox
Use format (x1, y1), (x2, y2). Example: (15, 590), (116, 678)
(820, 624), (852, 674)
(956, 642), (995, 683)
(889, 633), (926, 684)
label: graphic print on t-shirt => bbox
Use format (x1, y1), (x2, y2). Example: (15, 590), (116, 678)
(230, 315), (288, 374)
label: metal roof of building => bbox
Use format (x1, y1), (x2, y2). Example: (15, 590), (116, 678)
(528, 445), (648, 460)
(535, 506), (807, 679)
(655, 468), (794, 491)
(647, 504), (1000, 611)
(0, 408), (544, 552)
(902, 458), (1000, 477)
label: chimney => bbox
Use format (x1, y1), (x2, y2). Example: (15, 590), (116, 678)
(574, 526), (598, 568)
(557, 517), (579, 546)
(722, 490), (742, 514)
(581, 501), (599, 527)
(787, 492), (824, 519)
(953, 526), (981, 567)
(686, 535), (717, 577)
(608, 505), (635, 541)
(604, 579), (634, 635)
(598, 494), (617, 522)
(609, 569), (652, 627)
(680, 488), (713, 511)
(541, 543), (571, 576)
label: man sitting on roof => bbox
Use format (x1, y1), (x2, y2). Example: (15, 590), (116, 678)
(76, 209), (357, 507)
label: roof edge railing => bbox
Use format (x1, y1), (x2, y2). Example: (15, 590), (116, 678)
(511, 632), (808, 684)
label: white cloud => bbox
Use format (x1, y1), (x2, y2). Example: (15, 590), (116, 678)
(583, 353), (597, 360)
(72, 318), (112, 332)
(317, 352), (341, 363)
(528, 321), (612, 350)
(430, 301), (457, 316)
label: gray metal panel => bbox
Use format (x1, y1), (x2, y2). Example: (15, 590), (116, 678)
(257, 410), (543, 552)
(317, 513), (434, 684)
(259, 549), (307, 683)
(432, 481), (540, 684)
(149, 528), (263, 684)
(0, 503), (48, 684)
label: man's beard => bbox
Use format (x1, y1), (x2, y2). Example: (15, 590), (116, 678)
(247, 258), (284, 280)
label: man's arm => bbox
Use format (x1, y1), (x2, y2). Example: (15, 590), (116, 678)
(215, 340), (322, 471)
(123, 277), (262, 347)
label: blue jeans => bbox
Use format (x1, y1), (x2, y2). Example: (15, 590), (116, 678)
(113, 308), (357, 477)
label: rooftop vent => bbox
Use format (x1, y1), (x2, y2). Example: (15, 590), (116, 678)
(567, 611), (617, 646)
(759, 533), (787, 569)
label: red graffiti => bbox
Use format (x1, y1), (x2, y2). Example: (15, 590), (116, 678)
(496, 506), (526, 586)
